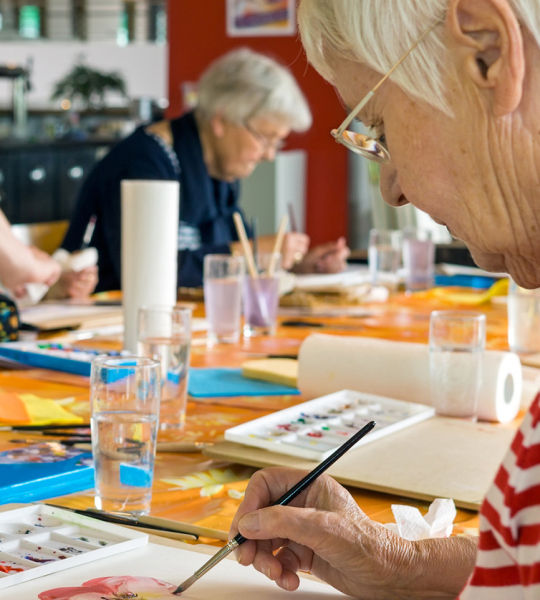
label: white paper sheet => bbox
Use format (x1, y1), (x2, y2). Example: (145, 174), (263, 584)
(1, 541), (345, 600)
(292, 267), (369, 291)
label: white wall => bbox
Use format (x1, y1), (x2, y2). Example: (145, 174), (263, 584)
(0, 40), (168, 108)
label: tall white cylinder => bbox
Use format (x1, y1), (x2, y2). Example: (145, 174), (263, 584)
(121, 180), (179, 352)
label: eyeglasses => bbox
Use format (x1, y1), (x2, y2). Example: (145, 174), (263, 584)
(244, 122), (286, 152)
(331, 20), (442, 164)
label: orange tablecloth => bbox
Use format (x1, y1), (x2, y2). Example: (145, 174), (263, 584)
(0, 290), (512, 542)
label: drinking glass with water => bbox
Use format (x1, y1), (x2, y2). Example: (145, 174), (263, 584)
(243, 252), (281, 337)
(402, 229), (435, 292)
(429, 311), (486, 421)
(137, 305), (192, 434)
(90, 356), (161, 515)
(368, 229), (402, 291)
(203, 254), (245, 345)
(507, 280), (540, 354)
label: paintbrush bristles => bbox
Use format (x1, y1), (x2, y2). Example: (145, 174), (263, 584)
(232, 212), (258, 278)
(268, 215), (288, 277)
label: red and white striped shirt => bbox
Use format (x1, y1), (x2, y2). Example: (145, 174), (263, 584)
(460, 393), (540, 599)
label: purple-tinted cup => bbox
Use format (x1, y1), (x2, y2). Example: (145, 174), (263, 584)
(402, 230), (435, 292)
(243, 253), (281, 337)
(203, 255), (245, 345)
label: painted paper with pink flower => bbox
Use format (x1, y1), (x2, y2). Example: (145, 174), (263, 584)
(38, 575), (179, 600)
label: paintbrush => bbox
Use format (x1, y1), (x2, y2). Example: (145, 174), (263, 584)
(43, 504), (199, 541)
(288, 202), (299, 233)
(173, 420), (376, 594)
(268, 214), (288, 277)
(0, 423), (90, 431)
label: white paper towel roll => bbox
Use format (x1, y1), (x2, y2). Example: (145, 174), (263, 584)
(298, 334), (522, 423)
(121, 180), (179, 352)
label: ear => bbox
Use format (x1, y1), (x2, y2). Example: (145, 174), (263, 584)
(210, 113), (226, 137)
(447, 0), (524, 116)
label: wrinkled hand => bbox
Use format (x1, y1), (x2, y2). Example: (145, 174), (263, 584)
(231, 468), (476, 599)
(243, 233), (310, 271)
(48, 266), (98, 300)
(10, 246), (61, 298)
(279, 232), (310, 269)
(231, 468), (417, 598)
(293, 237), (350, 274)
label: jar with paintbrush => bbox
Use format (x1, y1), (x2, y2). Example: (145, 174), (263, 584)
(233, 213), (287, 337)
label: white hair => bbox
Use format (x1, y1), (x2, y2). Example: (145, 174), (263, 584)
(298, 0), (540, 115)
(195, 47), (312, 132)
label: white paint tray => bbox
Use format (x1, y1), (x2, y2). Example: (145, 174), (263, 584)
(225, 389), (435, 461)
(0, 504), (147, 589)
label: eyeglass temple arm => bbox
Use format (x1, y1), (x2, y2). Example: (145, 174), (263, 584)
(335, 20), (441, 136)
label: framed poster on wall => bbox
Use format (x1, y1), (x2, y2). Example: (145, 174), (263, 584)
(226, 0), (296, 37)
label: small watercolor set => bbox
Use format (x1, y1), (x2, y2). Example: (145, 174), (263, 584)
(0, 341), (128, 376)
(225, 390), (435, 461)
(0, 504), (147, 589)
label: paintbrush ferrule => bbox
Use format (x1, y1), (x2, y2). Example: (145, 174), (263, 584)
(174, 537), (239, 594)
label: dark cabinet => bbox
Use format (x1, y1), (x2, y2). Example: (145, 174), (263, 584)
(0, 154), (16, 220)
(15, 151), (56, 223)
(56, 148), (99, 220)
(0, 140), (112, 224)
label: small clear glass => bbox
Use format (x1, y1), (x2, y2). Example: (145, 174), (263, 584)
(402, 229), (435, 292)
(90, 356), (161, 515)
(203, 254), (245, 345)
(137, 305), (192, 435)
(429, 311), (486, 421)
(243, 253), (281, 337)
(507, 280), (540, 354)
(368, 229), (402, 291)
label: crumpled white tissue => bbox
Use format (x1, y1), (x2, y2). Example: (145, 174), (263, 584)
(384, 498), (456, 540)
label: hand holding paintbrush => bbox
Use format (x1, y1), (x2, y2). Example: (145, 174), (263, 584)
(173, 420), (375, 593)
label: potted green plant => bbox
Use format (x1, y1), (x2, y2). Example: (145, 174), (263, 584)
(51, 63), (127, 110)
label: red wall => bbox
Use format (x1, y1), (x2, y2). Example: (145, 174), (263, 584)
(167, 1), (347, 244)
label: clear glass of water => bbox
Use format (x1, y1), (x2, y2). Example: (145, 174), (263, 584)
(429, 311), (486, 421)
(402, 229), (435, 292)
(137, 305), (192, 435)
(368, 229), (402, 291)
(203, 254), (245, 345)
(90, 356), (160, 515)
(508, 280), (540, 354)
(243, 253), (281, 337)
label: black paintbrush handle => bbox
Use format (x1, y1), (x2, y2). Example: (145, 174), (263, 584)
(231, 420), (376, 546)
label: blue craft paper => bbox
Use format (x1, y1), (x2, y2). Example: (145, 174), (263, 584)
(434, 274), (497, 289)
(188, 367), (300, 398)
(0, 454), (94, 505)
(119, 463), (153, 488)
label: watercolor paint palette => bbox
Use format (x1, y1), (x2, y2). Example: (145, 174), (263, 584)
(0, 504), (147, 589)
(0, 341), (130, 376)
(225, 389), (435, 461)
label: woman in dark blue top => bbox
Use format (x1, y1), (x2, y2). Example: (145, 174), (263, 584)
(61, 48), (349, 291)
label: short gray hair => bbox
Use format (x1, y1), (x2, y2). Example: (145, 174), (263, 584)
(195, 47), (312, 132)
(298, 0), (540, 115)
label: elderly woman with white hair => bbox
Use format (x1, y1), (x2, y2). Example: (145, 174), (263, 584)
(61, 47), (349, 291)
(231, 1), (540, 598)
